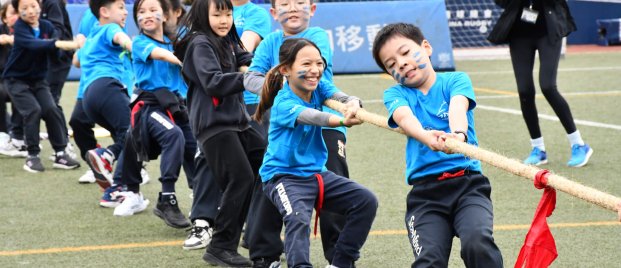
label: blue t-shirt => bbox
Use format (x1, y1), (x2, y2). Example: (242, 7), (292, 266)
(77, 10), (134, 99)
(260, 82), (339, 182)
(383, 72), (481, 184)
(234, 2), (271, 105)
(76, 23), (126, 99)
(249, 27), (346, 134)
(132, 34), (186, 96)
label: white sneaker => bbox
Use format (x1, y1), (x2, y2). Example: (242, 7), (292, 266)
(113, 192), (150, 217)
(140, 168), (150, 185)
(182, 219), (212, 250)
(78, 170), (97, 183)
(0, 139), (28, 158)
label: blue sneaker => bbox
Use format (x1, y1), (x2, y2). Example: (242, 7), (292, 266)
(523, 147), (548, 166)
(567, 144), (593, 167)
(100, 185), (125, 208)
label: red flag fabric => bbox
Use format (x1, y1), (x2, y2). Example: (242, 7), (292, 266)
(514, 170), (558, 268)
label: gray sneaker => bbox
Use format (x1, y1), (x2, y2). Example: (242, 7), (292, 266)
(24, 155), (44, 173)
(53, 151), (81, 169)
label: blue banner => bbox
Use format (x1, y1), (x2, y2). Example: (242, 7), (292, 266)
(66, 0), (453, 79)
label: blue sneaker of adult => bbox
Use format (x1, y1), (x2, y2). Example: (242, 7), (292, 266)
(567, 144), (593, 167)
(523, 147), (548, 166)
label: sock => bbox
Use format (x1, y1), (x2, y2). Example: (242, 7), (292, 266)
(530, 137), (545, 151)
(567, 130), (585, 147)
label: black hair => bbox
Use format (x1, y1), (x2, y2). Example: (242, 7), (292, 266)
(372, 22), (426, 73)
(11, 0), (40, 12)
(133, 0), (171, 38)
(167, 0), (186, 19)
(174, 0), (244, 67)
(270, 0), (314, 8)
(254, 38), (324, 122)
(89, 0), (119, 19)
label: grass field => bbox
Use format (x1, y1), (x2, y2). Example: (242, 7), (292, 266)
(1, 49), (621, 267)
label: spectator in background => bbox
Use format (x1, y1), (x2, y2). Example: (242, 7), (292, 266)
(488, 0), (593, 167)
(41, 0), (74, 104)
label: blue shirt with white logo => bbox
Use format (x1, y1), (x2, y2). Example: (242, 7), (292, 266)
(383, 72), (481, 184)
(233, 2), (271, 105)
(132, 34), (186, 95)
(77, 23), (125, 99)
(249, 27), (346, 134)
(260, 82), (339, 182)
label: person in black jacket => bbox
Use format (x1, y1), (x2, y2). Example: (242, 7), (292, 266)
(2, 0), (79, 172)
(41, 0), (72, 104)
(488, 0), (593, 167)
(175, 0), (265, 266)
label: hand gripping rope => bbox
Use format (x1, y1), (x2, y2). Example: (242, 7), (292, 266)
(324, 99), (621, 216)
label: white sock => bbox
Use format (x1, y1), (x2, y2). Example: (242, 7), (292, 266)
(530, 137), (545, 151)
(567, 130), (584, 147)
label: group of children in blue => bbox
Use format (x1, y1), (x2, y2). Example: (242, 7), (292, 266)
(0, 0), (507, 267)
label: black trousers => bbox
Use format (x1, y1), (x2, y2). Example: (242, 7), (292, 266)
(190, 150), (221, 225)
(69, 99), (97, 161)
(47, 61), (71, 105)
(82, 78), (130, 158)
(509, 35), (577, 139)
(4, 78), (67, 155)
(263, 171), (377, 268)
(247, 129), (349, 263)
(201, 128), (265, 251)
(406, 173), (503, 268)
(116, 108), (195, 194)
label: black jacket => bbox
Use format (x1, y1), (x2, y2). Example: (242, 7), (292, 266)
(182, 34), (253, 143)
(41, 0), (74, 65)
(488, 0), (576, 44)
(2, 19), (57, 80)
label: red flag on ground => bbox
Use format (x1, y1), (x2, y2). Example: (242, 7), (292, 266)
(514, 170), (558, 268)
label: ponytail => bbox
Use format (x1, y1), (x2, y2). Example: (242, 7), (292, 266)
(254, 65), (286, 123)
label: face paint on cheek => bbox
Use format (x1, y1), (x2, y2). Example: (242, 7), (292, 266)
(20, 11), (27, 18)
(400, 76), (406, 85)
(277, 8), (288, 23)
(418, 63), (427, 69)
(154, 13), (162, 21)
(296, 70), (307, 79)
(137, 15), (144, 23)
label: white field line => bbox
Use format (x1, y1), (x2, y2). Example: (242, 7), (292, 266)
(336, 66), (621, 79)
(477, 90), (621, 99)
(363, 96), (621, 131)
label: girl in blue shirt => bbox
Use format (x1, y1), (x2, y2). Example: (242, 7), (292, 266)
(254, 38), (377, 268)
(110, 0), (194, 232)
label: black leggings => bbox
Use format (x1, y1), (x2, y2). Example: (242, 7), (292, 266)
(509, 36), (577, 139)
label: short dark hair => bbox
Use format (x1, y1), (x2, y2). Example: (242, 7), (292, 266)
(372, 23), (426, 73)
(11, 0), (39, 12)
(90, 0), (119, 19)
(270, 0), (314, 8)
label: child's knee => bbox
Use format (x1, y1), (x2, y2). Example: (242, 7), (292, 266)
(460, 228), (493, 253)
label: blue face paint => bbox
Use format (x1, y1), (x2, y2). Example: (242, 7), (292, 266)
(391, 69), (396, 78)
(394, 72), (401, 83)
(296, 70), (307, 79)
(414, 51), (421, 58)
(154, 13), (163, 21)
(400, 76), (406, 84)
(418, 63), (427, 70)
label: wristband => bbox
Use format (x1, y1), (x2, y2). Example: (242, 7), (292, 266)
(339, 119), (350, 128)
(122, 40), (130, 50)
(453, 130), (468, 143)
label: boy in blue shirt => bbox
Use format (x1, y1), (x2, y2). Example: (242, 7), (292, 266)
(2, 0), (80, 172)
(242, 0), (350, 266)
(372, 23), (503, 267)
(73, 0), (134, 189)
